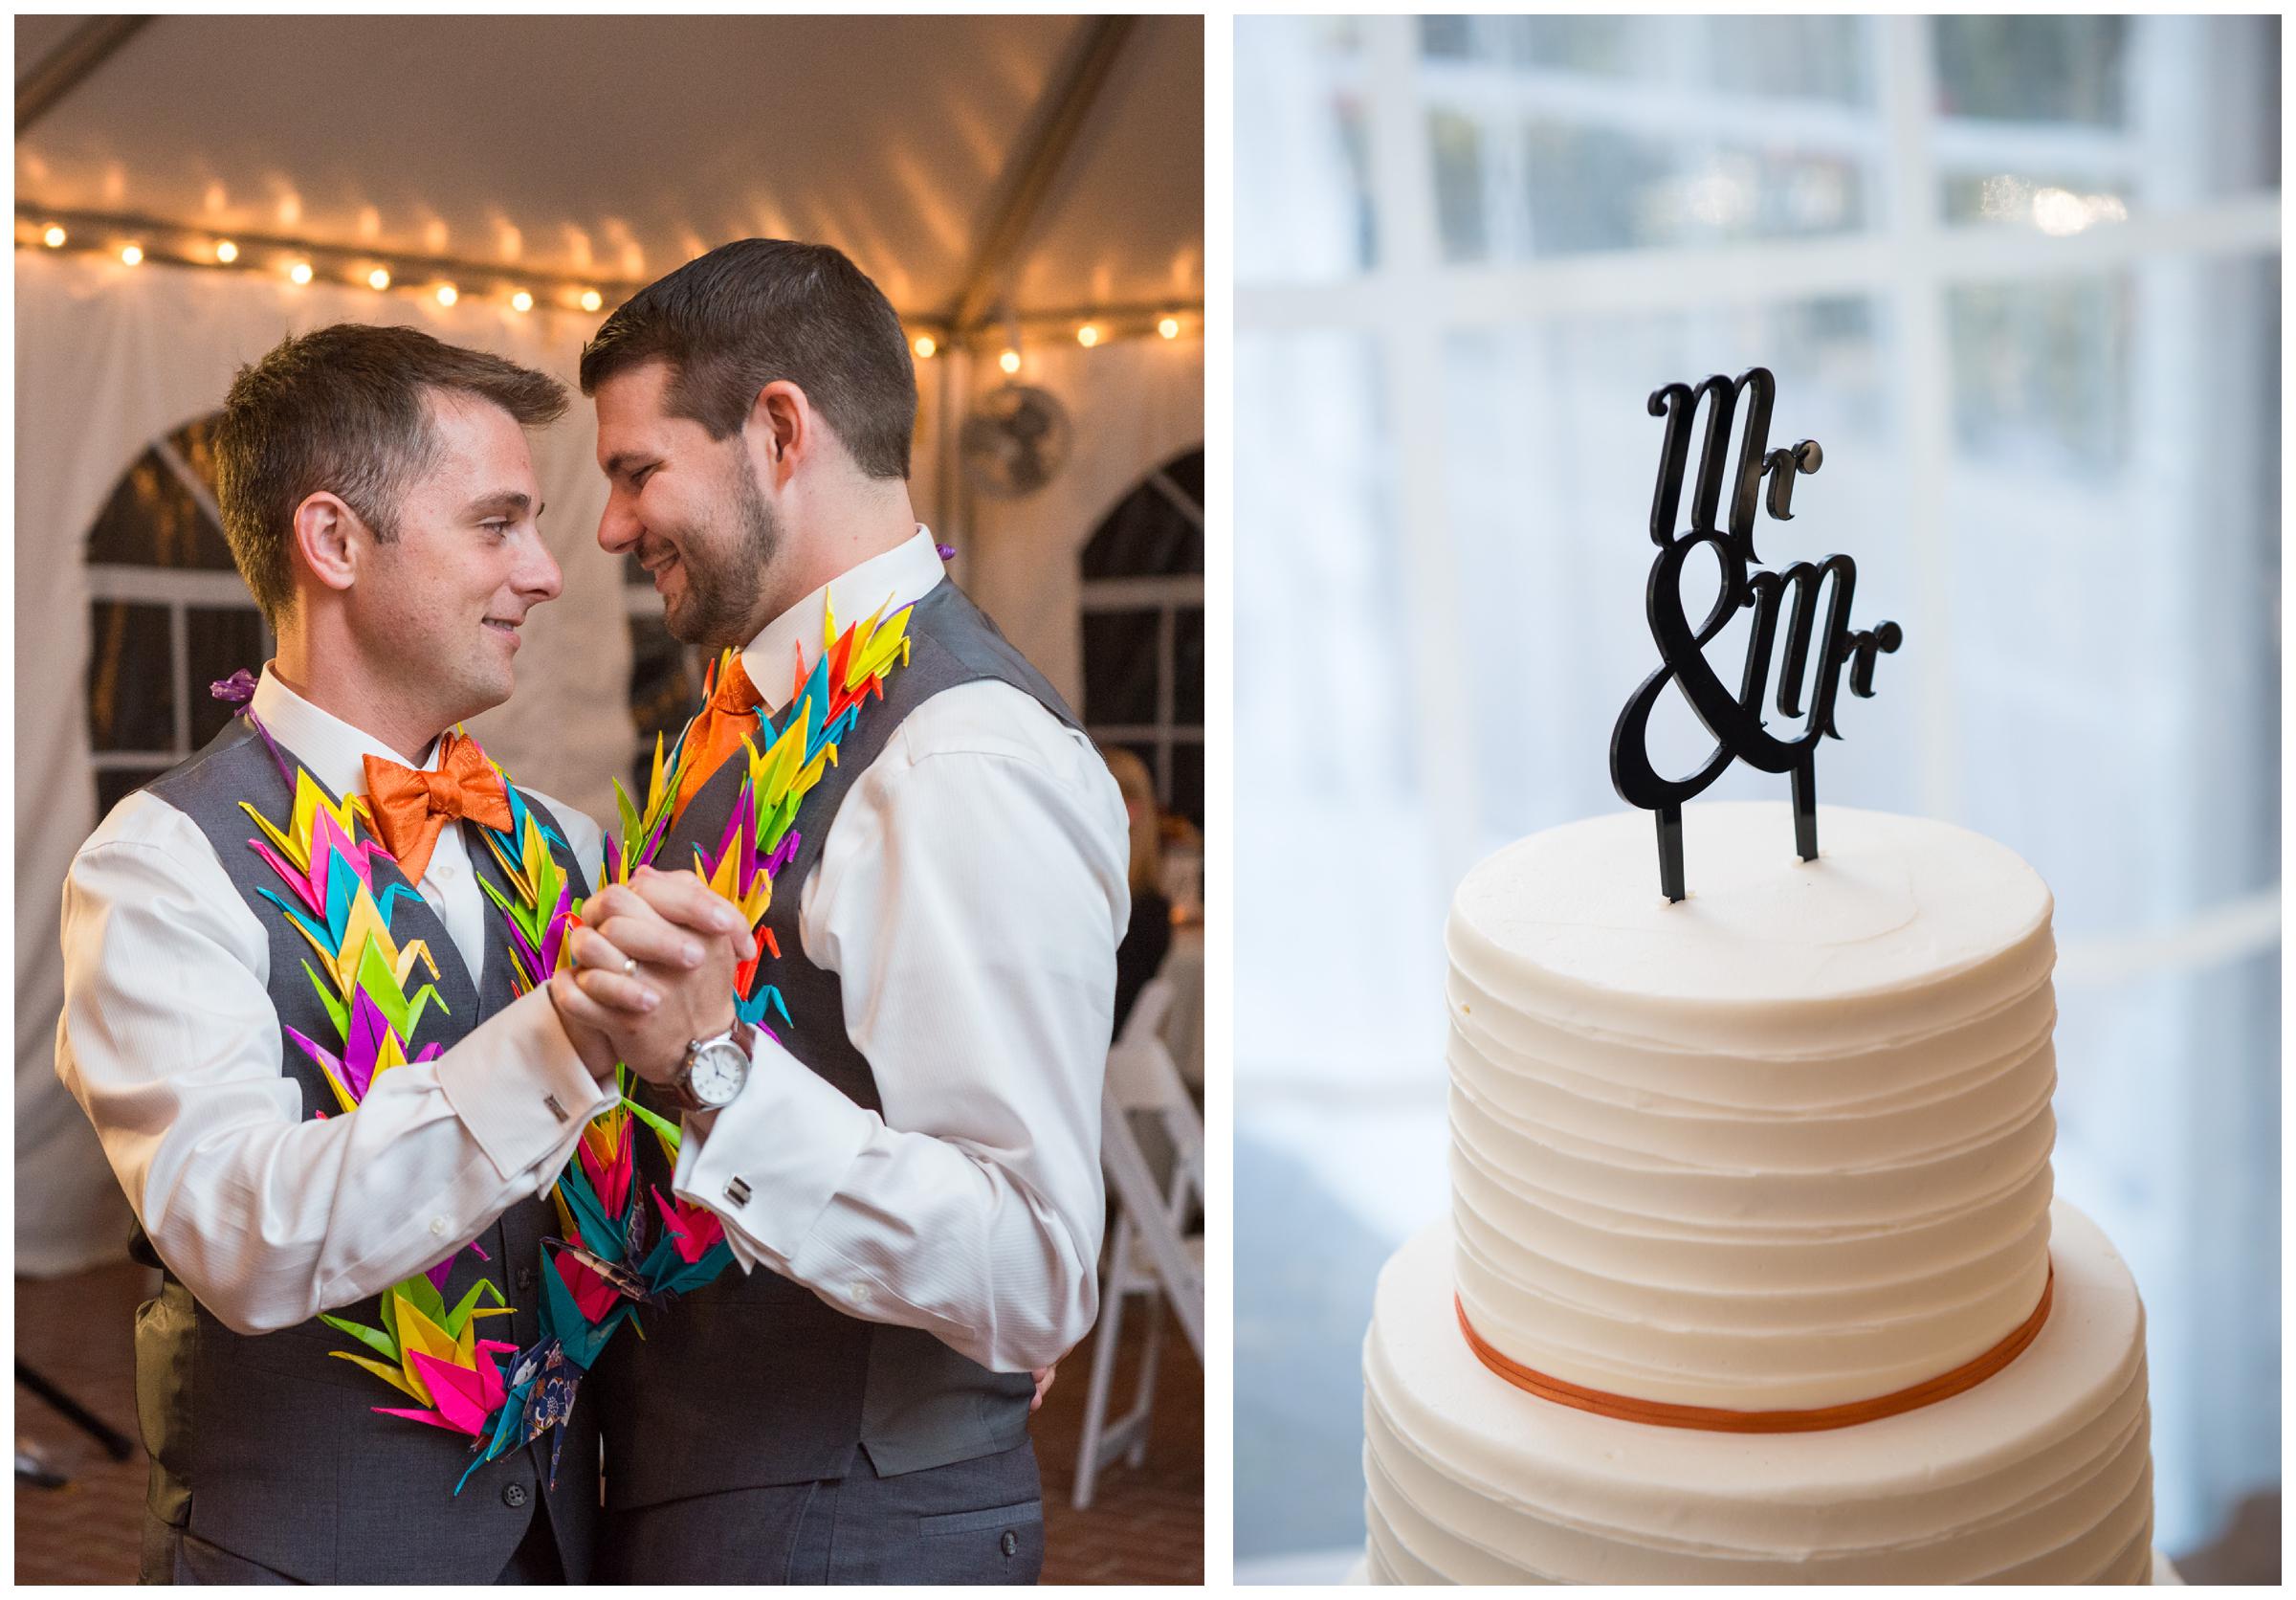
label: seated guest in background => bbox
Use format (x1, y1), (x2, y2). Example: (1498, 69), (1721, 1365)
(55, 326), (621, 1583)
(1103, 746), (1171, 1034)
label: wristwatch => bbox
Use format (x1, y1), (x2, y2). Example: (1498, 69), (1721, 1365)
(660, 1017), (755, 1114)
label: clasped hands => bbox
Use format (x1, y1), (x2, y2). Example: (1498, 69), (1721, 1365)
(546, 866), (1065, 1410)
(548, 865), (751, 1086)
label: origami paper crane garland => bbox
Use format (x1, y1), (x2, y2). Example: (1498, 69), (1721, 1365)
(239, 764), (519, 1442)
(230, 592), (916, 1492)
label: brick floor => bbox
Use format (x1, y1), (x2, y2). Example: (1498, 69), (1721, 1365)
(15, 1262), (1202, 1585)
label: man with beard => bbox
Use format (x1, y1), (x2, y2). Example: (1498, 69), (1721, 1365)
(556, 238), (1128, 1583)
(55, 325), (650, 1582)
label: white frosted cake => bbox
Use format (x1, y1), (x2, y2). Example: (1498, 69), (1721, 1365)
(1363, 801), (2153, 1584)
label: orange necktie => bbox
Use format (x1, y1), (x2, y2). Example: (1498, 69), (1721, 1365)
(362, 730), (514, 885)
(673, 654), (764, 818)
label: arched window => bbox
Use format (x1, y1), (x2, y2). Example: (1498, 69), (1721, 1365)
(1079, 447), (1205, 825)
(82, 412), (271, 817)
(622, 550), (703, 789)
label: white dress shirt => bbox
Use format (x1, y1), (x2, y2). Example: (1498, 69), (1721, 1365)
(55, 669), (616, 1336)
(671, 526), (1131, 1372)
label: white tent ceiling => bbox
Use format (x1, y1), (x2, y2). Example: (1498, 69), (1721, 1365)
(15, 12), (1203, 325)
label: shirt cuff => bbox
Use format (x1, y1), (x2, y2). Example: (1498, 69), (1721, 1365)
(672, 1031), (876, 1265)
(437, 986), (618, 1189)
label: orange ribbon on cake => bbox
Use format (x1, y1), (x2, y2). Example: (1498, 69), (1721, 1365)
(1454, 1267), (2054, 1433)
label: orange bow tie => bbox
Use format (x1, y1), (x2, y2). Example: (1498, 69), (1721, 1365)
(362, 730), (513, 885)
(673, 653), (764, 818)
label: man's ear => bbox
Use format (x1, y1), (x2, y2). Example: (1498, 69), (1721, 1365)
(746, 380), (810, 488)
(291, 491), (364, 597)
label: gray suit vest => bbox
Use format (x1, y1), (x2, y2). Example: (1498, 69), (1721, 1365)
(132, 717), (600, 1583)
(595, 577), (1086, 1509)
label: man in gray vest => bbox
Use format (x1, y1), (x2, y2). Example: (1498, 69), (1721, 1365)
(56, 325), (629, 1582)
(554, 238), (1129, 1582)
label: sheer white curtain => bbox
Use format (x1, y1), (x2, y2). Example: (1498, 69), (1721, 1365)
(1236, 13), (2278, 1563)
(14, 254), (633, 1273)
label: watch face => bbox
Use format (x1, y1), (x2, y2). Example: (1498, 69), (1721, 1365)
(690, 1040), (749, 1106)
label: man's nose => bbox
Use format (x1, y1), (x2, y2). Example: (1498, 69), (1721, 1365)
(519, 539), (564, 603)
(597, 494), (640, 553)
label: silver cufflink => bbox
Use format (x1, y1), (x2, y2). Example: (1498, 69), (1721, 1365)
(726, 1177), (752, 1207)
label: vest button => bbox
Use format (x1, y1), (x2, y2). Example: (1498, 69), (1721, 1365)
(501, 1482), (529, 1509)
(517, 1266), (538, 1292)
(1001, 1530), (1018, 1557)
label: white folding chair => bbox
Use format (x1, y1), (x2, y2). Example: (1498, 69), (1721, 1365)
(1072, 979), (1204, 1508)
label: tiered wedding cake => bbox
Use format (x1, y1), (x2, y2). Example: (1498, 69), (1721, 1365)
(1362, 800), (2153, 1584)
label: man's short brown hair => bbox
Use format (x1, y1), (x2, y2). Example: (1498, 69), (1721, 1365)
(577, 238), (916, 480)
(214, 324), (567, 623)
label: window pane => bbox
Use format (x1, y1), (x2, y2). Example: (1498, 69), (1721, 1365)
(1932, 15), (2129, 126)
(86, 602), (173, 753)
(1514, 124), (1868, 256)
(95, 764), (172, 819)
(1237, 329), (1419, 1093)
(1168, 738), (1204, 831)
(1428, 15), (1872, 102)
(85, 446), (235, 570)
(1173, 606), (1203, 727)
(185, 606), (267, 747)
(1081, 474), (1203, 578)
(1947, 274), (2130, 474)
(1931, 16), (2278, 222)
(626, 611), (699, 788)
(1237, 16), (1377, 284)
(1159, 447), (1205, 513)
(1081, 609), (1159, 726)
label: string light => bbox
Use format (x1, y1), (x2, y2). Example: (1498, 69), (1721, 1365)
(23, 223), (1203, 350)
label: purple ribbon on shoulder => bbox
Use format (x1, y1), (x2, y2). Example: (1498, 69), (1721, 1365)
(210, 668), (297, 792)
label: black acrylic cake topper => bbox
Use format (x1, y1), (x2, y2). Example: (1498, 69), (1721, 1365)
(1608, 367), (1902, 903)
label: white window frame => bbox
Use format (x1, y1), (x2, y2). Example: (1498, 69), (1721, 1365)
(1080, 457), (1206, 813)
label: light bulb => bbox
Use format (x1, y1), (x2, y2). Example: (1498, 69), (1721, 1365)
(1158, 316), (1180, 340)
(913, 335), (937, 360)
(214, 240), (238, 263)
(367, 267), (391, 291)
(999, 348), (1021, 375)
(510, 290), (534, 313)
(1077, 324), (1100, 347)
(288, 260), (314, 284)
(42, 225), (66, 248)
(580, 288), (604, 312)
(120, 244), (144, 266)
(435, 283), (459, 307)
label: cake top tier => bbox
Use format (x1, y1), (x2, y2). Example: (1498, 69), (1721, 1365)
(1449, 802), (2052, 1049)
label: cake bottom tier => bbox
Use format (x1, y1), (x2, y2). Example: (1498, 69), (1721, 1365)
(1362, 1201), (2152, 1585)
